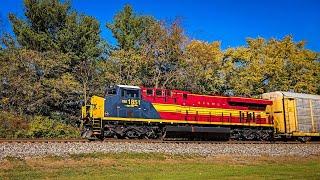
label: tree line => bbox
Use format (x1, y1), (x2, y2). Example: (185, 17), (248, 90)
(0, 0), (319, 137)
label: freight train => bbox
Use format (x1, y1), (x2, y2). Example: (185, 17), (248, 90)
(81, 85), (320, 142)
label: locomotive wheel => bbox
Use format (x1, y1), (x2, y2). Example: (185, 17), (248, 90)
(125, 129), (140, 139)
(145, 129), (157, 139)
(243, 129), (255, 140)
(81, 126), (93, 138)
(260, 131), (272, 141)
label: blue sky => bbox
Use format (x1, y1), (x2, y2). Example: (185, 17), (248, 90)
(1, 0), (319, 51)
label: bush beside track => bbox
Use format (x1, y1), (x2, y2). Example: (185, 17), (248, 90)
(0, 111), (79, 139)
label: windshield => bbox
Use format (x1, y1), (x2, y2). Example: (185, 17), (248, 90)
(121, 88), (140, 98)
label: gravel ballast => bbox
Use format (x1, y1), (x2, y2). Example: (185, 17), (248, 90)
(0, 142), (319, 159)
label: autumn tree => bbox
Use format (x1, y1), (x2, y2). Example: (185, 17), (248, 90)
(226, 36), (319, 96)
(183, 40), (226, 94)
(107, 5), (186, 89)
(0, 49), (82, 122)
(9, 0), (105, 106)
(138, 20), (186, 89)
(4, 0), (105, 122)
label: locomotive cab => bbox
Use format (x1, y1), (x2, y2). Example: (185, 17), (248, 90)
(117, 85), (141, 108)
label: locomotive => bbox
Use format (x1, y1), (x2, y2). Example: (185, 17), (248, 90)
(81, 85), (320, 141)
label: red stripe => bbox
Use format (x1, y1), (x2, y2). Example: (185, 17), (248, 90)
(158, 112), (270, 125)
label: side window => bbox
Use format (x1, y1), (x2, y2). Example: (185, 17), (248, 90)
(183, 94), (187, 100)
(165, 90), (171, 96)
(146, 89), (153, 96)
(156, 89), (162, 96)
(121, 89), (125, 97)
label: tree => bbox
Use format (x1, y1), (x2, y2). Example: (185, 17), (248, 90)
(107, 5), (186, 89)
(183, 40), (225, 94)
(0, 49), (82, 123)
(9, 0), (71, 52)
(57, 12), (103, 105)
(9, 0), (105, 106)
(107, 4), (156, 51)
(5, 0), (106, 122)
(226, 36), (319, 96)
(139, 20), (186, 89)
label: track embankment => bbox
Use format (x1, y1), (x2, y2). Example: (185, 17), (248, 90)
(0, 139), (319, 159)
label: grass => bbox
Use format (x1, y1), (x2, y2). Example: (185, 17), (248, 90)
(0, 153), (319, 179)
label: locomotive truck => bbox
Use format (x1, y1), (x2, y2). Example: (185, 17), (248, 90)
(81, 85), (320, 141)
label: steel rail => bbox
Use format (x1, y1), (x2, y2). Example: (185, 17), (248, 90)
(0, 138), (319, 144)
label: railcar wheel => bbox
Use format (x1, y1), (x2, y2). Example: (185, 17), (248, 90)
(297, 137), (311, 143)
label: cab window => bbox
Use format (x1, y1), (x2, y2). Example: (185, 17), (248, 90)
(121, 88), (140, 98)
(105, 88), (117, 96)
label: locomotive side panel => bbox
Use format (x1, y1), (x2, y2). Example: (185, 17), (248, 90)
(82, 85), (274, 140)
(141, 87), (273, 127)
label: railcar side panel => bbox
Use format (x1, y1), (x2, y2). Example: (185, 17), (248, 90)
(262, 91), (320, 137)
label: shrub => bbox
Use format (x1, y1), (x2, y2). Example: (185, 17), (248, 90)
(0, 111), (29, 138)
(27, 116), (79, 138)
(0, 111), (80, 138)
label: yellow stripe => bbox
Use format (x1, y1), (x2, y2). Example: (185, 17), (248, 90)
(102, 117), (273, 127)
(152, 103), (267, 118)
(292, 132), (320, 137)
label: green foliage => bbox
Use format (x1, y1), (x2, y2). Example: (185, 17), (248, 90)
(139, 20), (186, 89)
(4, 0), (106, 124)
(226, 36), (319, 96)
(9, 0), (105, 104)
(27, 115), (79, 138)
(0, 111), (29, 138)
(107, 4), (156, 50)
(9, 0), (70, 52)
(0, 111), (79, 138)
(183, 40), (226, 94)
(0, 111), (80, 138)
(0, 49), (82, 122)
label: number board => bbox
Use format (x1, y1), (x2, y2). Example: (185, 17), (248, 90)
(121, 99), (141, 107)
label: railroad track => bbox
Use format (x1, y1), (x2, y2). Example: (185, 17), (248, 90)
(0, 138), (319, 144)
(0, 138), (88, 143)
(102, 138), (320, 144)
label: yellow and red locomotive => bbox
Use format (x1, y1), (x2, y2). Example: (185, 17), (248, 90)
(81, 85), (320, 141)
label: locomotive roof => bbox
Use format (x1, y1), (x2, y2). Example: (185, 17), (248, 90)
(117, 85), (141, 89)
(265, 91), (320, 100)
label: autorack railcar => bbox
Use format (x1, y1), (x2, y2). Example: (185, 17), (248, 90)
(262, 92), (320, 141)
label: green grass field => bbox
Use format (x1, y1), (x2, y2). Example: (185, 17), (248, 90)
(1, 153), (319, 179)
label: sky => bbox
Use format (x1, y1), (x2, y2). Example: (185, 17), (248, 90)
(0, 0), (319, 51)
